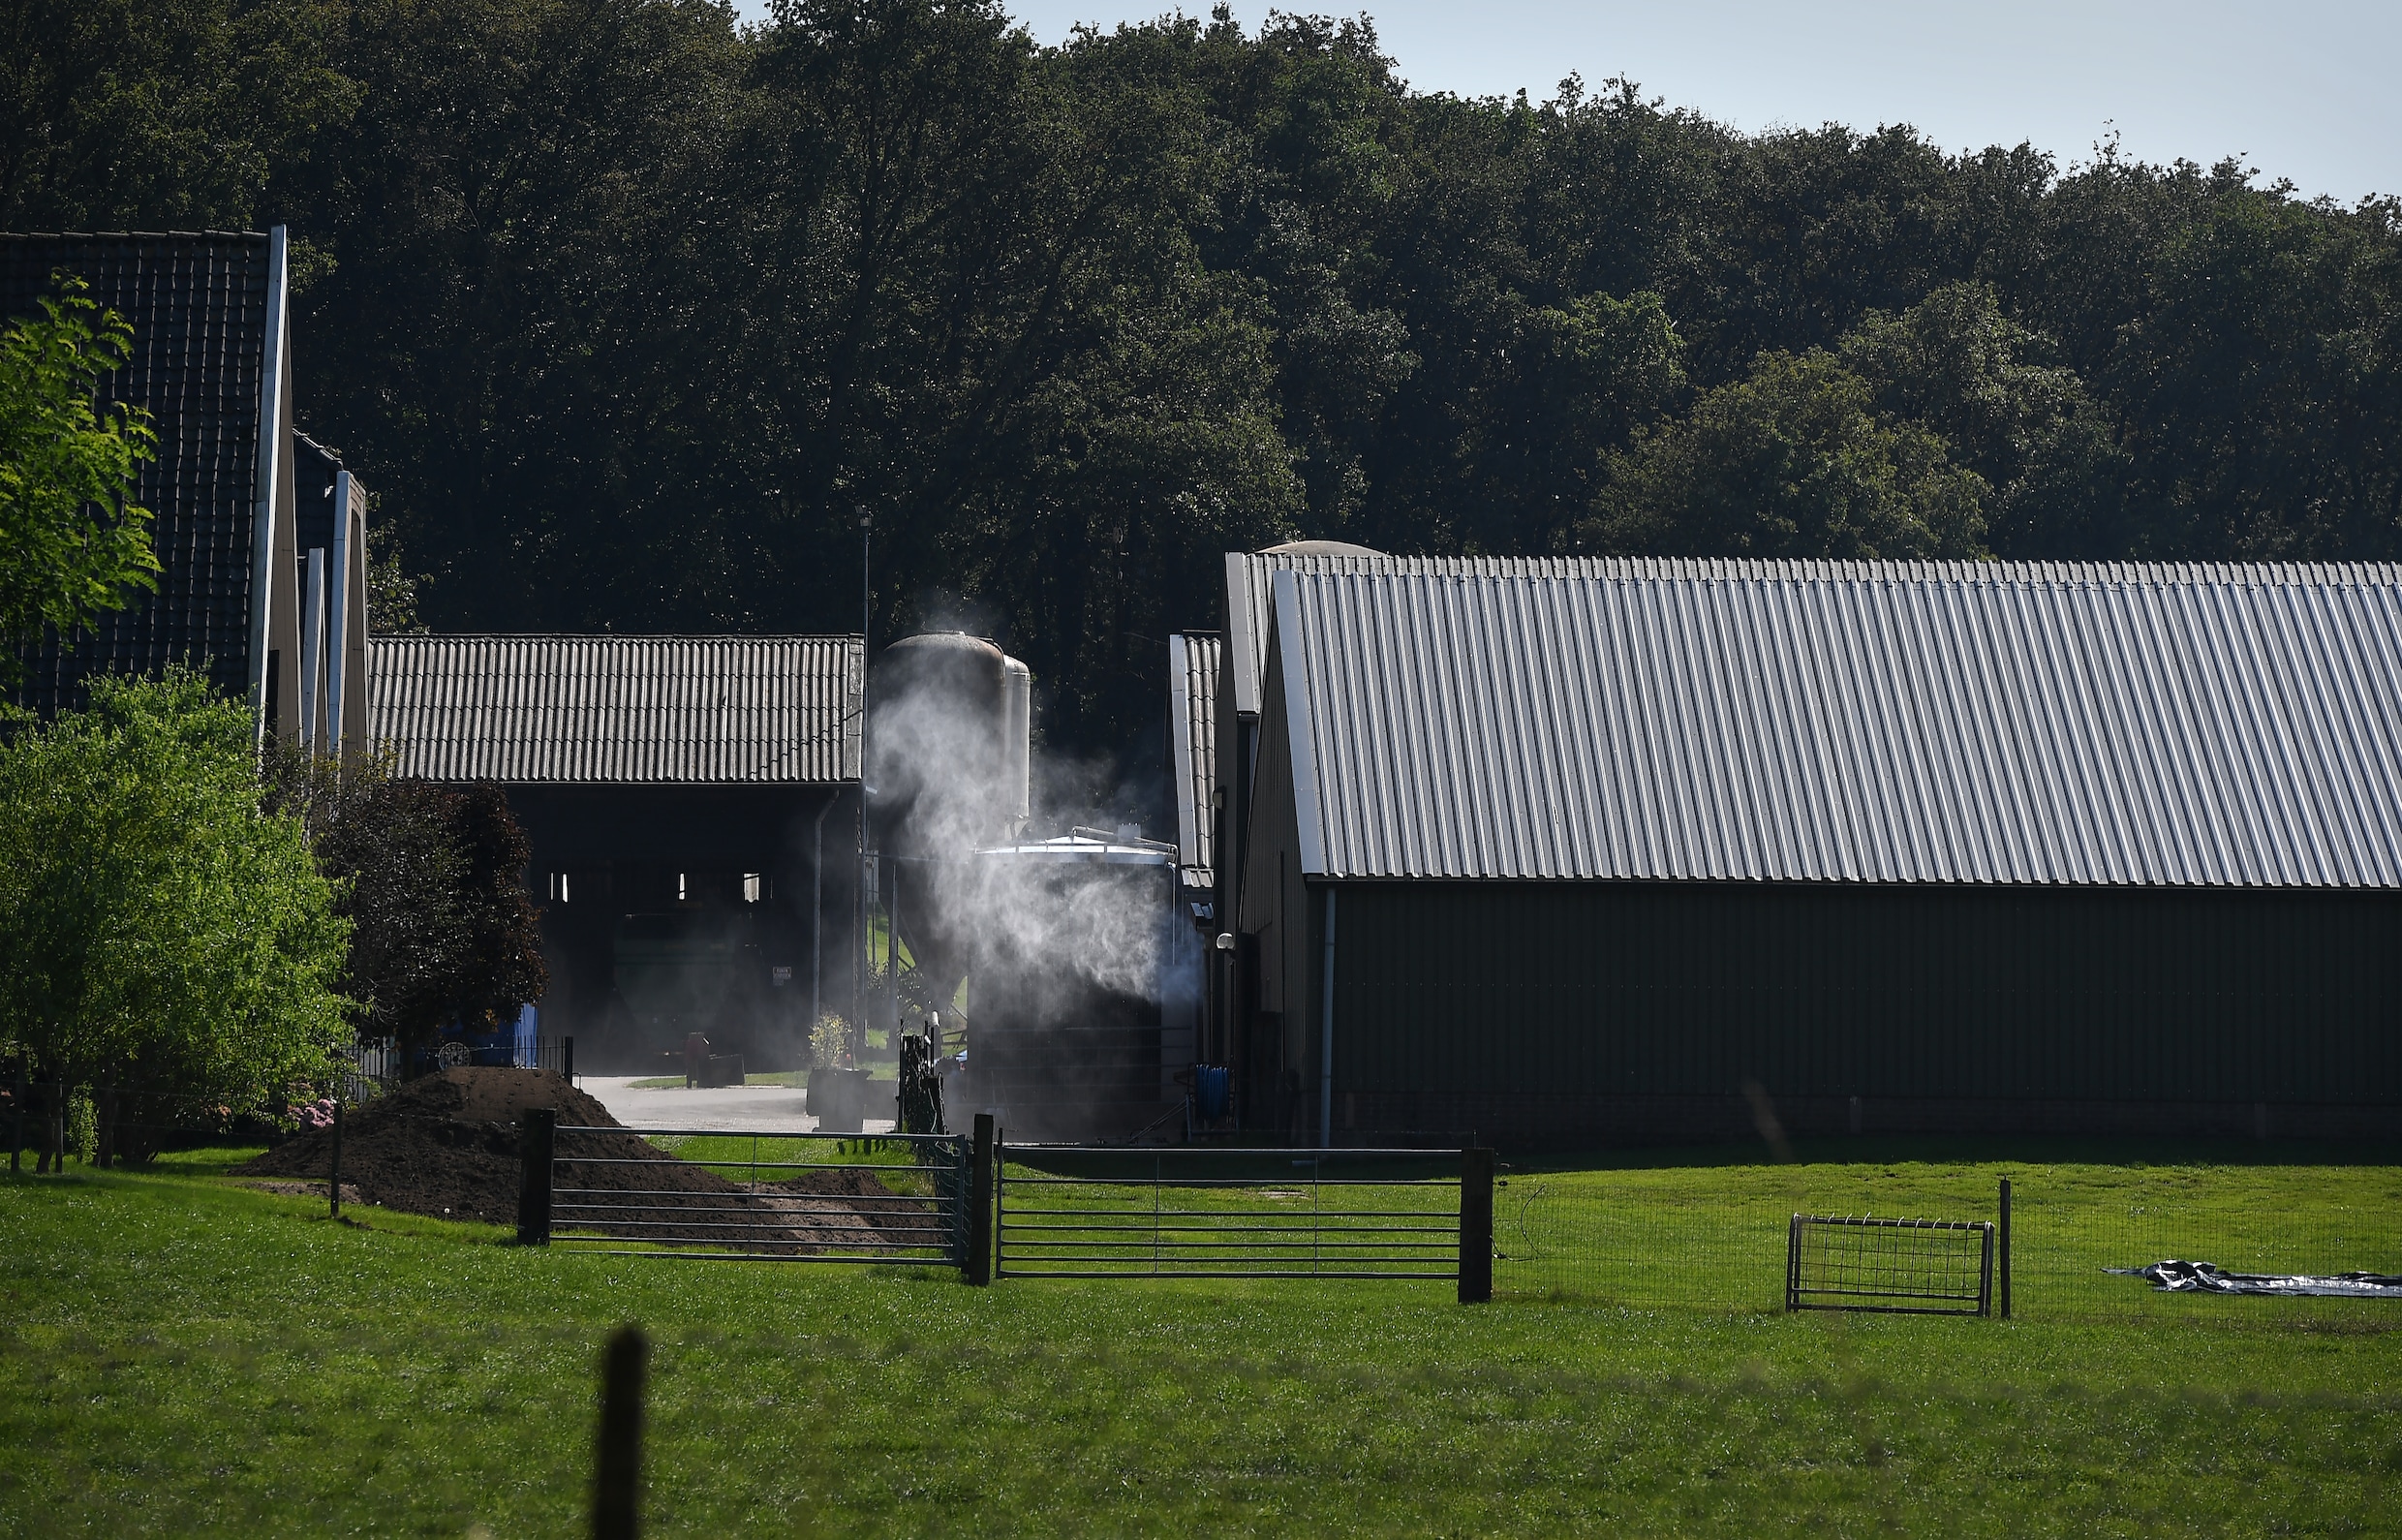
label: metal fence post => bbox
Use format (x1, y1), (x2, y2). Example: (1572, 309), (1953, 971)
(519, 1107), (556, 1245)
(1979, 1222), (1995, 1317)
(593, 1324), (647, 1540)
(993, 1127), (1006, 1279)
(10, 1055), (23, 1174)
(1998, 1176), (2013, 1319)
(328, 1097), (345, 1218)
(967, 1113), (995, 1285)
(1458, 1147), (1494, 1304)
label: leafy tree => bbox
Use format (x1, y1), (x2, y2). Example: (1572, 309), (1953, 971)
(0, 0), (356, 230)
(2106, 191), (2402, 557)
(264, 744), (547, 1059)
(1838, 282), (2136, 556)
(0, 670), (352, 1129)
(0, 276), (158, 680)
(1584, 349), (1987, 560)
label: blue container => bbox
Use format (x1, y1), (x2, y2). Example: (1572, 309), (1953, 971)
(1192, 1064), (1231, 1121)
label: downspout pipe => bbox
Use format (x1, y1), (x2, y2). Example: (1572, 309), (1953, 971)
(812, 795), (835, 1044)
(326, 470), (353, 754)
(1319, 885), (1337, 1149)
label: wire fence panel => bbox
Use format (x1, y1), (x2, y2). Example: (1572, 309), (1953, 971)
(1787, 1216), (1992, 1315)
(1497, 1158), (2402, 1323)
(548, 1128), (970, 1266)
(997, 1145), (1463, 1280)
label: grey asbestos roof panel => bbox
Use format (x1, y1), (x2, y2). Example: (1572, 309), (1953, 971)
(1168, 632), (1220, 881)
(1268, 561), (2402, 887)
(371, 634), (863, 784)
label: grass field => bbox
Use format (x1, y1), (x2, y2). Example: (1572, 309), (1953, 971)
(5, 1147), (2400, 1537)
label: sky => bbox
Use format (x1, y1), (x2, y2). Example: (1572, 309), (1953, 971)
(735, 0), (2400, 205)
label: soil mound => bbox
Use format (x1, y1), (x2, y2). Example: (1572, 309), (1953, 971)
(235, 1067), (932, 1251)
(238, 1068), (600, 1223)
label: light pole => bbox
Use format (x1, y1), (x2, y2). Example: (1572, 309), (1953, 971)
(855, 508), (871, 1070)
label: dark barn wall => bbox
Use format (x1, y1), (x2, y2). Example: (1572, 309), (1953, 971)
(504, 784), (859, 1072)
(1320, 879), (2402, 1146)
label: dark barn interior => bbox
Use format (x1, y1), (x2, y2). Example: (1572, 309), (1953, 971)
(507, 783), (859, 1073)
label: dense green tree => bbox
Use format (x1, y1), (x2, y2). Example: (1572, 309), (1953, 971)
(0, 0), (355, 231)
(264, 745), (547, 1056)
(2107, 192), (2402, 557)
(0, 670), (352, 1127)
(1584, 349), (1986, 560)
(0, 276), (157, 679)
(728, 0), (1307, 737)
(1838, 282), (2134, 556)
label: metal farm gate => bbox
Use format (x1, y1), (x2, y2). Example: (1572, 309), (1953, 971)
(520, 1115), (977, 1268)
(513, 1112), (1493, 1299)
(995, 1141), (1488, 1295)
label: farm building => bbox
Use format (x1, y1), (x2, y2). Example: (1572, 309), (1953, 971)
(4, 228), (373, 759)
(1200, 553), (2402, 1146)
(370, 634), (865, 1073)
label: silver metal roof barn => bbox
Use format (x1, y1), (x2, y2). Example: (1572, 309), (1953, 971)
(370, 634), (864, 784)
(1263, 561), (2402, 888)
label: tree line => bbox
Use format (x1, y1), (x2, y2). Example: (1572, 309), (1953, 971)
(8, 0), (2399, 753)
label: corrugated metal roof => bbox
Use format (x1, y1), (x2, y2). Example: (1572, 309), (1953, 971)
(1230, 552), (2402, 718)
(371, 635), (863, 784)
(1168, 632), (1220, 883)
(1269, 562), (2402, 887)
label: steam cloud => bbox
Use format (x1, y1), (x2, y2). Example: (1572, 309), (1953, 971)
(866, 650), (1186, 1034)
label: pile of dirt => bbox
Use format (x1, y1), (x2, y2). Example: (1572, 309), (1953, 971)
(239, 1068), (599, 1223)
(234, 1068), (933, 1253)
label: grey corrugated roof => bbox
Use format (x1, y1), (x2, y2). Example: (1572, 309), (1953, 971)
(371, 634), (863, 784)
(1268, 562), (2402, 887)
(1230, 551), (2402, 718)
(1168, 632), (1220, 883)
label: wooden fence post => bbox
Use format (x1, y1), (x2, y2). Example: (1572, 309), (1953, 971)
(1998, 1176), (2013, 1320)
(1459, 1147), (1494, 1304)
(967, 1113), (995, 1285)
(519, 1107), (556, 1245)
(593, 1324), (647, 1540)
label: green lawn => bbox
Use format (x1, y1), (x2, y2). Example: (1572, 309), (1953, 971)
(1492, 1141), (2402, 1321)
(5, 1150), (2400, 1537)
